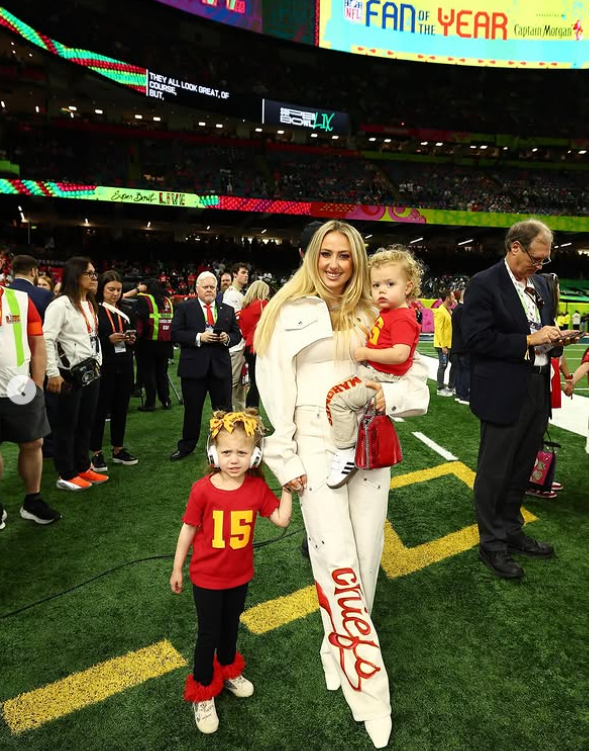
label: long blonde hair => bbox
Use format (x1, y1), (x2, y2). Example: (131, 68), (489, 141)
(242, 279), (270, 308)
(255, 220), (372, 355)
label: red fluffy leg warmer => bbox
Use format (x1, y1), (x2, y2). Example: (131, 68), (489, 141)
(215, 651), (246, 680)
(183, 665), (223, 703)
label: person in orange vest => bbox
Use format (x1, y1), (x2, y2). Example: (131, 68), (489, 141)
(0, 287), (60, 527)
(135, 279), (174, 412)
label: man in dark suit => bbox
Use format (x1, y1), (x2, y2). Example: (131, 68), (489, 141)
(462, 219), (575, 579)
(170, 271), (241, 460)
(9, 255), (54, 321)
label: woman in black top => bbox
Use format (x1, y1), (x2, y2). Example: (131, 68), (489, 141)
(90, 270), (138, 472)
(135, 278), (173, 411)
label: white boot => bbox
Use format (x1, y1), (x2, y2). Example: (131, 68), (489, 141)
(192, 699), (219, 734)
(365, 715), (393, 748)
(326, 447), (358, 489)
(224, 674), (254, 697)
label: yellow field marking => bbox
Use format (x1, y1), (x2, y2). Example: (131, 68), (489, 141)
(242, 461), (538, 633)
(3, 640), (186, 734)
(241, 584), (318, 635)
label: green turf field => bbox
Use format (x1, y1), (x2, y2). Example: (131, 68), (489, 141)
(1, 374), (588, 751)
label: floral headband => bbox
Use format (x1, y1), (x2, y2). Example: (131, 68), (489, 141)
(209, 411), (261, 440)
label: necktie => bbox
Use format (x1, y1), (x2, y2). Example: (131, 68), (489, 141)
(204, 304), (215, 326)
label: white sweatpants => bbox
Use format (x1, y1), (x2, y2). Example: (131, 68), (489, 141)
(295, 405), (392, 722)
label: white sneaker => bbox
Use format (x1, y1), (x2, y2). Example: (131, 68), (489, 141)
(437, 388), (454, 397)
(0, 506), (6, 531)
(455, 398), (469, 405)
(365, 715), (393, 748)
(56, 477), (92, 492)
(327, 447), (358, 489)
(224, 674), (254, 698)
(192, 699), (219, 734)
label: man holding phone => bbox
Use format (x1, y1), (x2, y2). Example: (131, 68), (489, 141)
(169, 271), (241, 461)
(463, 219), (579, 579)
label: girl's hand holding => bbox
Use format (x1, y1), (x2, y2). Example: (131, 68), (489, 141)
(365, 381), (386, 412)
(170, 570), (183, 594)
(285, 474), (307, 493)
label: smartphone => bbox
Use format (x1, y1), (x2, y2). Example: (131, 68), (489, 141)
(556, 330), (581, 341)
(125, 329), (137, 338)
(213, 327), (223, 335)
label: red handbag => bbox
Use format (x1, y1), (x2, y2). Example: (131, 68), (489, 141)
(355, 408), (403, 470)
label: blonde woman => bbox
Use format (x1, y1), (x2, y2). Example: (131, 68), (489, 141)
(238, 279), (270, 409)
(255, 220), (428, 749)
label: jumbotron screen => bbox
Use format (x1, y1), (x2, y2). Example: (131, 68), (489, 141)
(153, 0), (316, 44)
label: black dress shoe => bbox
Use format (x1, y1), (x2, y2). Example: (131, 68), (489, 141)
(478, 548), (524, 579)
(170, 449), (192, 461)
(507, 533), (554, 558)
(138, 405), (155, 412)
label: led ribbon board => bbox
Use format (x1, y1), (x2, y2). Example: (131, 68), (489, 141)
(4, 179), (589, 231)
(318, 0), (589, 68)
(262, 99), (349, 135)
(154, 0), (264, 32)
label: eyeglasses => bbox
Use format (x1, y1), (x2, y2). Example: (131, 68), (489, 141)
(524, 287), (544, 310)
(82, 271), (98, 279)
(522, 246), (551, 267)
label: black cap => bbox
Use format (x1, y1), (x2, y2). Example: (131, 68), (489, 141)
(299, 221), (324, 253)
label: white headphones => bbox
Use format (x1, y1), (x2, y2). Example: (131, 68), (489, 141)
(206, 433), (264, 469)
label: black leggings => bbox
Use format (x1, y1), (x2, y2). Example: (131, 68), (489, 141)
(244, 348), (259, 409)
(192, 583), (248, 686)
(90, 359), (133, 451)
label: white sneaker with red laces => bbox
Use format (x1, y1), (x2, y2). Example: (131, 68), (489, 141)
(326, 447), (358, 489)
(192, 699), (219, 734)
(224, 674), (254, 698)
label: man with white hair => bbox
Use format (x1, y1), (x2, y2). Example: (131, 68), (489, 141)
(170, 272), (242, 461)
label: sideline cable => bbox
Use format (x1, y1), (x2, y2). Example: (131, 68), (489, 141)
(1, 527), (304, 620)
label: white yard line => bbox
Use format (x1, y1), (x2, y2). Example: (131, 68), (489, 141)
(412, 431), (458, 461)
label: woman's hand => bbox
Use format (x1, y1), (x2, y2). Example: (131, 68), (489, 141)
(365, 381), (386, 412)
(47, 375), (65, 394)
(109, 332), (126, 344)
(285, 474), (307, 493)
(354, 346), (368, 363)
(562, 381), (574, 398)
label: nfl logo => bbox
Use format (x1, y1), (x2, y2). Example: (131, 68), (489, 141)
(344, 0), (363, 23)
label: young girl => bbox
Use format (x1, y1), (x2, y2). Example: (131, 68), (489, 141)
(170, 409), (292, 735)
(326, 246), (428, 488)
(563, 346), (589, 455)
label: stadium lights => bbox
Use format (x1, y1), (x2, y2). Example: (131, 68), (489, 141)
(435, 142), (443, 147)
(198, 121), (206, 126)
(95, 109), (103, 114)
(458, 239), (474, 245)
(255, 127), (263, 132)
(134, 114), (143, 120)
(18, 205), (22, 211)
(503, 146), (508, 150)
(1, 101), (5, 108)
(311, 133), (318, 138)
(84, 218), (89, 225)
(410, 237), (424, 244)
(35, 106), (40, 113)
(261, 229), (267, 234)
(420, 141), (428, 146)
(147, 221), (151, 228)
(567, 150), (572, 154)
(206, 225), (211, 230)
(277, 130), (285, 134)
(532, 148), (538, 152)
(332, 135), (339, 140)
(68, 106), (77, 111)
(384, 138), (391, 143)
(215, 123), (223, 128)
(365, 234), (373, 239)
(480, 145), (488, 150)
(560, 242), (572, 247)
(153, 116), (161, 122)
(369, 137), (376, 142)
(470, 145), (477, 149)
(70, 112), (74, 119)
(579, 150), (587, 155)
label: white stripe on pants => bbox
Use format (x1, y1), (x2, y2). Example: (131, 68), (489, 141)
(295, 405), (392, 722)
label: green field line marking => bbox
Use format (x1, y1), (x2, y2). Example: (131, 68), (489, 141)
(2, 640), (187, 734)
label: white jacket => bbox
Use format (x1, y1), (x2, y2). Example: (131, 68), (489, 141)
(44, 296), (102, 378)
(256, 297), (430, 485)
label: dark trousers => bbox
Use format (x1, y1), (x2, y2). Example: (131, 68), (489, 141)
(138, 352), (169, 408)
(178, 374), (231, 454)
(436, 348), (454, 390)
(51, 379), (100, 481)
(474, 373), (549, 551)
(192, 583), (248, 686)
(244, 349), (259, 409)
(90, 359), (133, 451)
(453, 353), (471, 401)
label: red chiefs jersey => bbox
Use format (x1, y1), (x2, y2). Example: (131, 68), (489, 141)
(365, 307), (421, 375)
(583, 347), (589, 385)
(182, 474), (279, 589)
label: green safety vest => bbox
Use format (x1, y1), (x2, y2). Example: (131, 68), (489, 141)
(139, 293), (173, 341)
(3, 288), (25, 366)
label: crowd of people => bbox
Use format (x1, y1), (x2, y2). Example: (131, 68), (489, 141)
(1, 218), (588, 747)
(6, 121), (589, 215)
